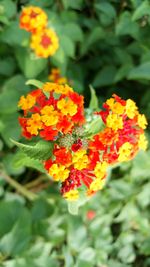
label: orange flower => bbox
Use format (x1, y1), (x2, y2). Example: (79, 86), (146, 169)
(48, 68), (68, 84)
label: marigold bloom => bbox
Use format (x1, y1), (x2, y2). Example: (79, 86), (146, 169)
(57, 98), (77, 116)
(26, 113), (43, 135)
(49, 164), (70, 182)
(20, 6), (48, 33)
(63, 190), (79, 201)
(18, 94), (36, 111)
(30, 28), (59, 58)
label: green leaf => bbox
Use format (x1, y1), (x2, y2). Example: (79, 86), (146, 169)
(77, 247), (96, 267)
(12, 151), (46, 173)
(60, 35), (75, 58)
(0, 57), (16, 76)
(0, 0), (16, 19)
(0, 75), (29, 114)
(128, 62), (150, 80)
(63, 23), (83, 42)
(89, 85), (99, 110)
(95, 2), (116, 26)
(114, 64), (133, 82)
(3, 153), (25, 176)
(0, 200), (24, 238)
(116, 11), (139, 38)
(68, 201), (79, 215)
(15, 48), (48, 79)
(51, 46), (66, 69)
(85, 117), (104, 136)
(11, 139), (54, 160)
(0, 21), (29, 46)
(81, 26), (104, 55)
(132, 0), (150, 21)
(62, 0), (83, 10)
(0, 113), (21, 147)
(0, 208), (31, 255)
(93, 66), (117, 87)
(26, 79), (44, 88)
(118, 245), (136, 263)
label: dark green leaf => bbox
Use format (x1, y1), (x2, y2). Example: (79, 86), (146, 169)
(11, 139), (54, 160)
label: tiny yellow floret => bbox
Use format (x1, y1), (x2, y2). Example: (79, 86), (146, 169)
(106, 114), (123, 131)
(126, 99), (138, 119)
(49, 164), (70, 182)
(137, 114), (148, 129)
(63, 190), (79, 201)
(118, 142), (133, 162)
(18, 94), (36, 110)
(57, 98), (77, 116)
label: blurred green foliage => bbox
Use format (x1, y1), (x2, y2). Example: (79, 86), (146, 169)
(0, 0), (150, 266)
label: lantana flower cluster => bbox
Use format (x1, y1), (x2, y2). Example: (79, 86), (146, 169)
(18, 84), (148, 201)
(20, 6), (59, 58)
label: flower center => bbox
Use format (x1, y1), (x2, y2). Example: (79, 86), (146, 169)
(41, 34), (52, 48)
(30, 11), (38, 18)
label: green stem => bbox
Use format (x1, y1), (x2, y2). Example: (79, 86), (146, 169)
(2, 172), (37, 201)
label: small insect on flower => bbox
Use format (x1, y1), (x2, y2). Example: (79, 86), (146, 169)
(20, 6), (48, 33)
(30, 28), (59, 58)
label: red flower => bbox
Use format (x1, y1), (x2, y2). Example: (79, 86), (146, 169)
(56, 115), (73, 134)
(54, 147), (72, 166)
(40, 126), (58, 141)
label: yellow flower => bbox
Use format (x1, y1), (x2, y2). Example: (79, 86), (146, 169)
(138, 134), (148, 151)
(30, 28), (59, 58)
(126, 99), (138, 119)
(106, 98), (125, 115)
(48, 68), (68, 84)
(18, 94), (36, 110)
(90, 178), (105, 192)
(137, 114), (148, 129)
(63, 190), (79, 201)
(26, 113), (43, 135)
(41, 105), (59, 126)
(118, 142), (133, 162)
(72, 149), (88, 170)
(43, 82), (73, 95)
(49, 164), (70, 182)
(106, 114), (123, 131)
(106, 98), (114, 108)
(94, 161), (108, 179)
(57, 98), (77, 116)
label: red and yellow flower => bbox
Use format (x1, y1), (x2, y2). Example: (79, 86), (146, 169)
(18, 87), (148, 202)
(30, 28), (59, 58)
(48, 68), (68, 85)
(20, 6), (48, 33)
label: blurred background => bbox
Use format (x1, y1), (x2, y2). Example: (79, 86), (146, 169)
(0, 0), (150, 266)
